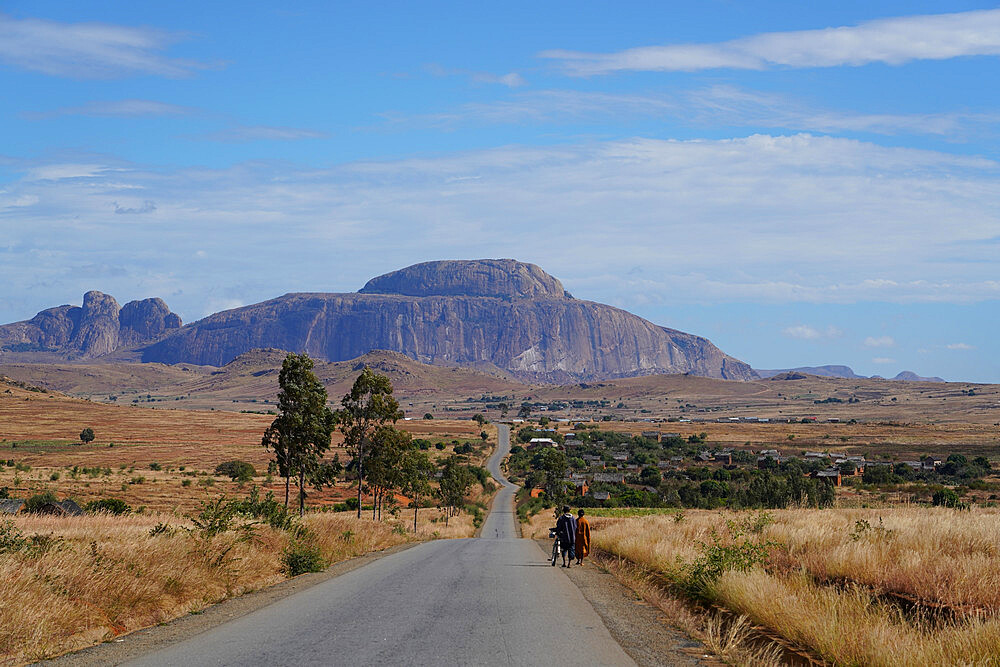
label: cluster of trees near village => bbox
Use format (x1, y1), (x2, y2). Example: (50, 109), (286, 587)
(261, 353), (486, 530)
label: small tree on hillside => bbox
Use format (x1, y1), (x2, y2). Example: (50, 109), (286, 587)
(261, 353), (337, 515)
(79, 427), (95, 445)
(365, 425), (410, 520)
(337, 368), (403, 519)
(438, 456), (475, 526)
(399, 449), (435, 532)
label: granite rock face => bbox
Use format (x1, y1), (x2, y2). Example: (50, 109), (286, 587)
(140, 260), (756, 381)
(360, 259), (571, 299)
(0, 292), (181, 360)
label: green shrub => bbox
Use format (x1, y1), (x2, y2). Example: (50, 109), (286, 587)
(933, 487), (962, 508)
(85, 498), (132, 515)
(149, 462), (162, 471)
(0, 520), (27, 553)
(214, 460), (256, 481)
(283, 539), (326, 576)
(23, 491), (58, 513)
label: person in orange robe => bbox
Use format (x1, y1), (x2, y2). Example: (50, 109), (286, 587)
(575, 509), (591, 565)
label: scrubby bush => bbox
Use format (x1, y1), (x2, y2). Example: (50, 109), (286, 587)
(23, 491), (58, 513)
(79, 427), (95, 444)
(85, 498), (132, 515)
(283, 538), (326, 576)
(214, 460), (256, 481)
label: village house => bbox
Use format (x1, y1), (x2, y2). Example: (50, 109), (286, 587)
(813, 468), (842, 487)
(527, 437), (560, 450)
(589, 490), (611, 501)
(593, 472), (626, 484)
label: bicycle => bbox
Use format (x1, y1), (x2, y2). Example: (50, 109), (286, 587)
(549, 528), (561, 566)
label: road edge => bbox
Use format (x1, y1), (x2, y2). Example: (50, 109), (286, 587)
(37, 540), (422, 666)
(531, 539), (713, 667)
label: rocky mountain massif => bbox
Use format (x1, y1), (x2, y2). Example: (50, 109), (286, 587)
(0, 291), (181, 361)
(0, 259), (756, 382)
(756, 365), (945, 382)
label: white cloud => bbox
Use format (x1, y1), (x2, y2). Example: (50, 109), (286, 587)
(383, 85), (1000, 139)
(872, 357), (896, 364)
(782, 324), (842, 340)
(541, 9), (1000, 74)
(26, 99), (195, 118)
(0, 14), (209, 78)
(1, 133), (1000, 323)
(25, 164), (113, 181)
(864, 335), (896, 348)
(946, 342), (975, 350)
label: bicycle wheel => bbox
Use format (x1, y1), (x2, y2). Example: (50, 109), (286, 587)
(551, 539), (559, 566)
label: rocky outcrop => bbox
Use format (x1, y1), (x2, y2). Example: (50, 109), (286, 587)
(0, 261), (756, 381)
(360, 259), (571, 299)
(140, 260), (756, 382)
(0, 292), (181, 360)
(893, 371), (945, 383)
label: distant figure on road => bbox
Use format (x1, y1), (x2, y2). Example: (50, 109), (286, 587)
(575, 509), (590, 565)
(555, 505), (577, 568)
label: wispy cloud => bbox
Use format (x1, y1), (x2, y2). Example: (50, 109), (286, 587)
(2, 133), (999, 324)
(26, 99), (196, 119)
(113, 200), (156, 215)
(783, 324), (842, 340)
(864, 335), (896, 348)
(382, 85), (1000, 139)
(425, 63), (526, 87)
(0, 13), (211, 78)
(541, 9), (1000, 74)
(195, 125), (328, 143)
(946, 342), (975, 350)
(872, 357), (896, 364)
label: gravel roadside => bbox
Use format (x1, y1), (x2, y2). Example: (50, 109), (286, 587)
(533, 539), (714, 667)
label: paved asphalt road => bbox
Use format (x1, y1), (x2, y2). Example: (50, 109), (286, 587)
(128, 425), (635, 666)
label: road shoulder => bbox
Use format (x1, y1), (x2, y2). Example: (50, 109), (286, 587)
(532, 539), (712, 667)
(38, 541), (422, 666)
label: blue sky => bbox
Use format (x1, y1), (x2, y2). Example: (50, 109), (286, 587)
(1, 1), (998, 381)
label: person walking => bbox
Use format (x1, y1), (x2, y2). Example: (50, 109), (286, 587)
(555, 505), (577, 568)
(575, 509), (590, 566)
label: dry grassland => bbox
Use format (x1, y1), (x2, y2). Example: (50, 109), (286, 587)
(0, 511), (414, 665)
(0, 383), (494, 514)
(591, 508), (1000, 665)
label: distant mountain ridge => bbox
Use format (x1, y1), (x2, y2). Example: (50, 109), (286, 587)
(0, 291), (181, 361)
(0, 260), (756, 383)
(755, 365), (944, 382)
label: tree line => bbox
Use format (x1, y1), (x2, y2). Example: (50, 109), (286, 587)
(260, 353), (483, 530)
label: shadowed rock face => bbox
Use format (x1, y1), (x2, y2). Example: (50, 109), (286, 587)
(0, 292), (181, 360)
(140, 260), (757, 382)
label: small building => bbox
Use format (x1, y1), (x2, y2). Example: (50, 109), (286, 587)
(590, 490), (611, 501)
(611, 451), (629, 462)
(813, 468), (842, 487)
(641, 431), (660, 440)
(528, 437), (558, 450)
(529, 487), (545, 498)
(593, 472), (626, 484)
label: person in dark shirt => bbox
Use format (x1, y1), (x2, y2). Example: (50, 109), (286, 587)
(555, 505), (577, 568)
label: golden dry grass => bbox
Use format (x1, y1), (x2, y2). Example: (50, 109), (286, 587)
(591, 507), (1000, 665)
(0, 511), (413, 665)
